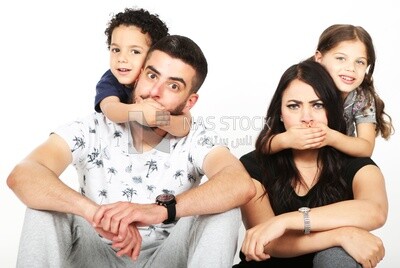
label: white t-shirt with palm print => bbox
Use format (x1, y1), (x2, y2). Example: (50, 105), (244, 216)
(54, 112), (227, 246)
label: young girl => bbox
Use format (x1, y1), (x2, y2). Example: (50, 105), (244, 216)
(265, 24), (393, 157)
(234, 60), (387, 268)
(95, 8), (191, 137)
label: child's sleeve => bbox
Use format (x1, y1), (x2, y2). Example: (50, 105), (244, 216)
(94, 69), (132, 112)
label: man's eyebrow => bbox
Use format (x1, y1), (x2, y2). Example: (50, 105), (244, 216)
(146, 65), (187, 87)
(169, 76), (186, 87)
(146, 65), (160, 75)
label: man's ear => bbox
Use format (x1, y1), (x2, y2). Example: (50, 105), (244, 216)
(184, 93), (199, 111)
(314, 51), (322, 63)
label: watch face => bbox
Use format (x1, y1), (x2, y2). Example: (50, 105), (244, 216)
(157, 194), (175, 203)
(299, 207), (310, 213)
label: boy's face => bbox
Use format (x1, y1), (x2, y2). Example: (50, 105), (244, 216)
(109, 25), (151, 86)
(134, 50), (198, 115)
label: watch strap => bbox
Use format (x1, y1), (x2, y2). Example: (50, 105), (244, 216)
(156, 194), (177, 224)
(163, 202), (176, 224)
(299, 207), (311, 234)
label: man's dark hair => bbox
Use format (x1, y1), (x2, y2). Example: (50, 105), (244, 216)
(147, 35), (208, 93)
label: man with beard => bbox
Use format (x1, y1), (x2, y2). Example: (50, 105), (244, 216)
(7, 35), (256, 268)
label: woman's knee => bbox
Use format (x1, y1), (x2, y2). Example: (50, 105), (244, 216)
(313, 247), (362, 268)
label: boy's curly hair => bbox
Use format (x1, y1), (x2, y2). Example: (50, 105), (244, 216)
(105, 7), (169, 49)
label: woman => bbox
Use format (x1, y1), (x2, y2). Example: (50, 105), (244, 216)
(234, 60), (387, 268)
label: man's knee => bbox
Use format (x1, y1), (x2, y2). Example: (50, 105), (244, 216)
(313, 247), (362, 268)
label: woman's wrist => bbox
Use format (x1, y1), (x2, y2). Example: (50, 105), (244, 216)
(332, 226), (351, 247)
(280, 211), (302, 231)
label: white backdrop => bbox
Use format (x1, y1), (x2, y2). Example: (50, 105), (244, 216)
(1, 1), (399, 267)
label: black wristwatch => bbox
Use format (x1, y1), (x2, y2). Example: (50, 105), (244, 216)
(156, 194), (176, 224)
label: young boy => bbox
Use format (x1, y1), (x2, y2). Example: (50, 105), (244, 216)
(95, 8), (191, 136)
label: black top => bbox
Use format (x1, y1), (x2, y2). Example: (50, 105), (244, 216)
(234, 150), (376, 268)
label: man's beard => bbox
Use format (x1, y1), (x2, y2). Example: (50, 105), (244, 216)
(169, 101), (186, 116)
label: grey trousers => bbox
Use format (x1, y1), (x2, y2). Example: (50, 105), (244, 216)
(313, 247), (362, 268)
(17, 207), (241, 268)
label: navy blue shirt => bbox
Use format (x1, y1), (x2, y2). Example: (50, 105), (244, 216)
(94, 69), (132, 112)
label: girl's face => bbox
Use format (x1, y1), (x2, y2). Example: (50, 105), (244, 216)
(315, 40), (368, 99)
(281, 79), (327, 129)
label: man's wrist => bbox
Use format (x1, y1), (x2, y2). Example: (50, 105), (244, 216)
(78, 198), (99, 223)
(156, 194), (176, 224)
(157, 204), (169, 223)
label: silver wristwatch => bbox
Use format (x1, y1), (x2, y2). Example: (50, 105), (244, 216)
(298, 207), (311, 234)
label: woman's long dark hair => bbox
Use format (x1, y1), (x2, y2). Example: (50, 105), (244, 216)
(255, 60), (351, 214)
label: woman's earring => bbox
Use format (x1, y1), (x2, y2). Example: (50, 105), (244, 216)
(280, 116), (283, 122)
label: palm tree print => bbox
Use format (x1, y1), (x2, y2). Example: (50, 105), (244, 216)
(172, 142), (178, 149)
(71, 136), (85, 152)
(173, 170), (185, 186)
(146, 225), (156, 236)
(89, 159), (103, 170)
(161, 189), (175, 195)
(188, 154), (193, 164)
(187, 174), (196, 183)
(107, 167), (117, 183)
(98, 189), (107, 204)
(132, 176), (142, 184)
(125, 164), (132, 173)
(147, 185), (156, 198)
(201, 136), (214, 147)
(113, 130), (123, 147)
(102, 146), (110, 160)
(145, 159), (158, 178)
(122, 188), (137, 202)
(87, 148), (100, 163)
(86, 148), (103, 170)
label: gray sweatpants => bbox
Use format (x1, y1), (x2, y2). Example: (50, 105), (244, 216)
(313, 247), (362, 268)
(17, 207), (241, 268)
